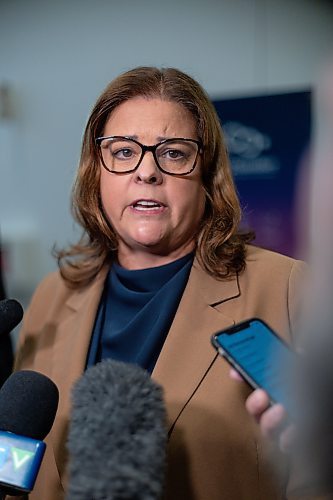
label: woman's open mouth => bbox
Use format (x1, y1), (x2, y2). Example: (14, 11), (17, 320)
(131, 199), (166, 212)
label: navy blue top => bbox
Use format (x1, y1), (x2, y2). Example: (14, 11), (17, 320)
(86, 252), (194, 373)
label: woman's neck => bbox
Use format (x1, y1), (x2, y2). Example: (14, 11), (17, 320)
(116, 241), (196, 270)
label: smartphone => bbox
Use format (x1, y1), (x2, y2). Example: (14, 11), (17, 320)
(211, 318), (296, 416)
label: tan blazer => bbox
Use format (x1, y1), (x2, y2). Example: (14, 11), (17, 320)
(13, 246), (306, 500)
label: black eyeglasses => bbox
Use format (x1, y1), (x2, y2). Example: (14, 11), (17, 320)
(95, 136), (202, 176)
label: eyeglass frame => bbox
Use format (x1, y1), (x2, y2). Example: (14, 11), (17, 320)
(95, 135), (203, 176)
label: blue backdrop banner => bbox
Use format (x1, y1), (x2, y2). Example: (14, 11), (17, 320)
(213, 90), (311, 257)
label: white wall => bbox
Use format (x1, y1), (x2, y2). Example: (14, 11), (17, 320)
(1, 0), (333, 303)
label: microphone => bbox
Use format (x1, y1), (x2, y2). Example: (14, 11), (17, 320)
(0, 370), (59, 497)
(66, 359), (167, 500)
(0, 299), (24, 337)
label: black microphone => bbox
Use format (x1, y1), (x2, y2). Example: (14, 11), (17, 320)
(0, 299), (24, 337)
(66, 359), (167, 500)
(0, 370), (59, 497)
(0, 299), (24, 390)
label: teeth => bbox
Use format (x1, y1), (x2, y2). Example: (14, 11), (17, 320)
(134, 200), (160, 207)
(132, 200), (162, 212)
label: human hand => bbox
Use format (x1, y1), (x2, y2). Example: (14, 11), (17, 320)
(230, 368), (296, 453)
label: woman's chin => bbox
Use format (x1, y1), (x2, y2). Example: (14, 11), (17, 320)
(132, 236), (167, 253)
(127, 228), (168, 251)
(118, 227), (193, 260)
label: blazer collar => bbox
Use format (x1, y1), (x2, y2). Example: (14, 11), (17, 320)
(64, 257), (239, 311)
(190, 257), (240, 305)
(64, 267), (109, 312)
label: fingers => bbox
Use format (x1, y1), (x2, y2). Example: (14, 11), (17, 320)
(258, 404), (288, 440)
(245, 390), (295, 453)
(228, 372), (296, 453)
(245, 389), (270, 421)
(259, 405), (295, 454)
(229, 368), (244, 382)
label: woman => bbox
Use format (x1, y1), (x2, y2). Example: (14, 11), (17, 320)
(14, 67), (305, 500)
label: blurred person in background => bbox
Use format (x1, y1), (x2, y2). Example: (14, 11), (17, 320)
(244, 61), (333, 498)
(12, 67), (306, 500)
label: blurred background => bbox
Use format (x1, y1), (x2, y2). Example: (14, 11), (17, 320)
(1, 0), (333, 317)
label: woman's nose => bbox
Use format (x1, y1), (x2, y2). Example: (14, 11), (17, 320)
(134, 151), (163, 184)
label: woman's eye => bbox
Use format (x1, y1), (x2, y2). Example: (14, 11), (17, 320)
(164, 149), (185, 160)
(113, 148), (133, 159)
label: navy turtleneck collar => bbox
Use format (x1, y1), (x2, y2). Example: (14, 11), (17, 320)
(87, 252), (194, 373)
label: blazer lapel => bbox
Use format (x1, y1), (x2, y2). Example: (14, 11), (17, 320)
(152, 259), (240, 431)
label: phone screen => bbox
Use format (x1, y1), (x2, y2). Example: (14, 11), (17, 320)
(212, 318), (295, 414)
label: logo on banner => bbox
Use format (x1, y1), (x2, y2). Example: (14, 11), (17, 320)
(223, 121), (279, 177)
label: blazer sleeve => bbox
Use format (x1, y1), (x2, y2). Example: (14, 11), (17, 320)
(6, 274), (59, 500)
(14, 272), (60, 371)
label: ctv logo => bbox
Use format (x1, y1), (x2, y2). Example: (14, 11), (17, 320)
(0, 445), (34, 470)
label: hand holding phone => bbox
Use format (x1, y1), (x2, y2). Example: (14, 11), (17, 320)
(211, 318), (296, 418)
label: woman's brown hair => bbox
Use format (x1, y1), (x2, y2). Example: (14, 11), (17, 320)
(55, 66), (253, 287)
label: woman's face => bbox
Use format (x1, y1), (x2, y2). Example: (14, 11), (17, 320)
(99, 96), (206, 268)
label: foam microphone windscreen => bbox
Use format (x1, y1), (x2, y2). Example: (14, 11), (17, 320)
(0, 299), (24, 336)
(67, 359), (167, 500)
(0, 370), (59, 440)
